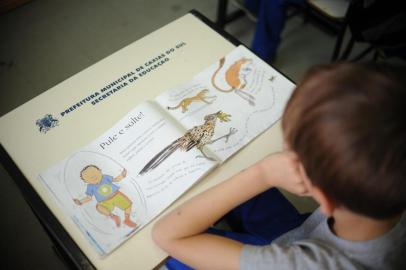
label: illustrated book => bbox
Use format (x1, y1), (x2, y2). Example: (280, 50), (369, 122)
(38, 45), (295, 256)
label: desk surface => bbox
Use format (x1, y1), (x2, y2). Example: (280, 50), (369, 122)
(0, 12), (286, 269)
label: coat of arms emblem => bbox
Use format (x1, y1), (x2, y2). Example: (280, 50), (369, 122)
(36, 114), (59, 133)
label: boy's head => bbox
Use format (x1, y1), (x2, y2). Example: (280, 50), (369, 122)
(80, 165), (102, 184)
(282, 63), (406, 219)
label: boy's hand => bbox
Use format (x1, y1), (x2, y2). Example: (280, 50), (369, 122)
(258, 151), (310, 196)
(121, 168), (127, 178)
(113, 169), (127, 182)
(73, 198), (82, 205)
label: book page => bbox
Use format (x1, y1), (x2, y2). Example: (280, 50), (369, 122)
(155, 45), (295, 162)
(38, 101), (217, 256)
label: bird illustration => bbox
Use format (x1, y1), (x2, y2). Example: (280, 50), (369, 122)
(139, 111), (237, 175)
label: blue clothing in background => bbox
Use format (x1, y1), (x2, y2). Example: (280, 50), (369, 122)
(245, 0), (304, 61)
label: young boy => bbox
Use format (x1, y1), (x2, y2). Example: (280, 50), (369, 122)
(152, 63), (406, 269)
(73, 165), (137, 228)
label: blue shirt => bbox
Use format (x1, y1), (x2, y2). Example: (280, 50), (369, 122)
(85, 174), (120, 202)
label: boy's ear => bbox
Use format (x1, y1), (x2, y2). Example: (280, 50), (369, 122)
(312, 186), (335, 216)
(296, 162), (336, 216)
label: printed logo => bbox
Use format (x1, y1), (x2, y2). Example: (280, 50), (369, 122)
(36, 114), (59, 133)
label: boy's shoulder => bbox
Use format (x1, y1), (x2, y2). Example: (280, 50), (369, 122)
(241, 210), (406, 270)
(241, 239), (362, 270)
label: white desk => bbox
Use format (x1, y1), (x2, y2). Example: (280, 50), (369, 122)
(0, 11), (292, 269)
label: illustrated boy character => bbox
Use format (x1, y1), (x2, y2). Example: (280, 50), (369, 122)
(73, 165), (137, 228)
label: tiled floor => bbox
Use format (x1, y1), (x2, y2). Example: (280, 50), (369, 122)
(0, 1), (396, 269)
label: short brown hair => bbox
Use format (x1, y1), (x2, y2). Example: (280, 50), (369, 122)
(282, 63), (406, 219)
(80, 165), (100, 180)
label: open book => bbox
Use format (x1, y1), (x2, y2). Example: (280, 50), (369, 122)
(38, 45), (295, 256)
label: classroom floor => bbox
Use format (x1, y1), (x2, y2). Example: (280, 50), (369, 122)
(0, 1), (401, 269)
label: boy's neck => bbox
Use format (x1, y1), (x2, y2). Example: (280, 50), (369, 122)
(331, 208), (401, 241)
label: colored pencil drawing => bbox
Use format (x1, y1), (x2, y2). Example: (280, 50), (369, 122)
(139, 111), (237, 175)
(73, 166), (138, 229)
(166, 89), (217, 113)
(211, 57), (255, 106)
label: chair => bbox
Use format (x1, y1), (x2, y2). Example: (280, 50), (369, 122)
(336, 0), (406, 62)
(303, 0), (349, 61)
(216, 0), (248, 29)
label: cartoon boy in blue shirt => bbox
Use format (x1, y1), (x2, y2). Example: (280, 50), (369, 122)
(73, 165), (137, 228)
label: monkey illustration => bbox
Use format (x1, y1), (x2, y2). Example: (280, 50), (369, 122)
(211, 57), (255, 106)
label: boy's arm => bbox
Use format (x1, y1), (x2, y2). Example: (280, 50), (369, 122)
(152, 151), (309, 270)
(73, 195), (92, 205)
(113, 168), (127, 182)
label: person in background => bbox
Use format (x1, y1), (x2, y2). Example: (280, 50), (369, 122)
(244, 0), (304, 62)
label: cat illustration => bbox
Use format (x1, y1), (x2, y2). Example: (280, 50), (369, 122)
(211, 57), (255, 106)
(167, 89), (217, 113)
